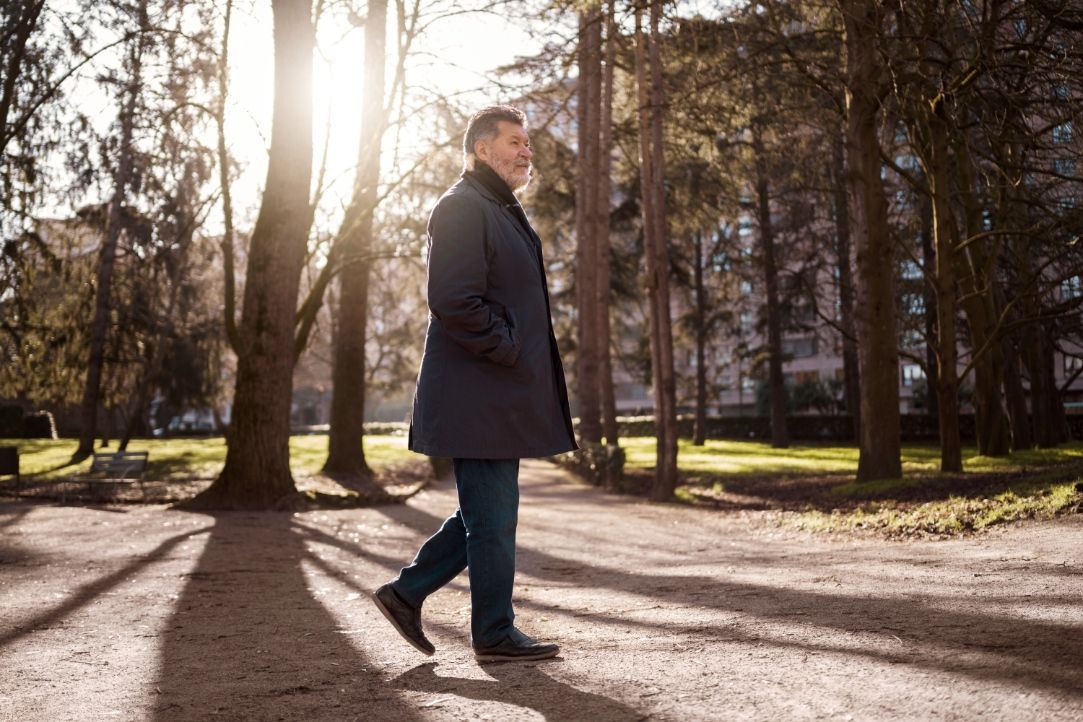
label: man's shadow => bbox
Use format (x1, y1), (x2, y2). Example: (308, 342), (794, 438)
(153, 512), (424, 721)
(394, 661), (644, 721)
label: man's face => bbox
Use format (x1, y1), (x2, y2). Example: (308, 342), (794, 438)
(475, 120), (533, 191)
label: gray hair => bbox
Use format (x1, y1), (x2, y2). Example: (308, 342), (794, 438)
(462, 105), (526, 171)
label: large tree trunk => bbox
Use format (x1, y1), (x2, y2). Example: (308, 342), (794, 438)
(927, 109), (962, 473)
(752, 124), (788, 449)
(191, 0), (314, 510)
(841, 0), (902, 482)
(596, 0), (619, 446)
(832, 135), (860, 442)
(575, 5), (603, 444)
(635, 2), (678, 500)
(75, 13), (147, 461)
(324, 0), (387, 477)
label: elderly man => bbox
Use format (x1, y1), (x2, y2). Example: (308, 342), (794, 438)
(372, 105), (577, 663)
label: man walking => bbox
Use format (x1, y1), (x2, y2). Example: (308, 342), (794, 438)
(372, 106), (577, 663)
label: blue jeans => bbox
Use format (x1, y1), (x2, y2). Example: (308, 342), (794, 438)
(390, 458), (520, 647)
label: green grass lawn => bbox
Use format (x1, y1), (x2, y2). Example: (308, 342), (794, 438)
(618, 437), (1083, 537)
(619, 436), (1083, 477)
(2, 434), (417, 482)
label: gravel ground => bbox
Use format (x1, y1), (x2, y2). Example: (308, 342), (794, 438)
(0, 459), (1080, 721)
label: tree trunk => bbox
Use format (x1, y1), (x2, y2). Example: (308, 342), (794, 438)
(635, 2), (678, 500)
(75, 13), (147, 462)
(693, 230), (707, 446)
(832, 134), (860, 442)
(841, 0), (902, 481)
(954, 141), (1011, 456)
(596, 0), (619, 446)
(0, 0), (47, 157)
(1000, 333), (1032, 450)
(919, 191), (939, 423)
(575, 5), (603, 445)
(190, 0), (314, 510)
(752, 124), (788, 449)
(928, 109), (962, 473)
(324, 0), (387, 477)
(216, 0), (240, 353)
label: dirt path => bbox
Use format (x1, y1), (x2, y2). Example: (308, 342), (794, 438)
(1, 460), (1081, 721)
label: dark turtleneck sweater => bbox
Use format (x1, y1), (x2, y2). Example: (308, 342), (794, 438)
(463, 162), (542, 257)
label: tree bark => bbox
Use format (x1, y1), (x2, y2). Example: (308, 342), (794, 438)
(1000, 333), (1032, 450)
(840, 0), (902, 482)
(752, 124), (788, 448)
(693, 229), (707, 446)
(75, 11), (147, 461)
(927, 108), (962, 473)
(216, 0), (240, 353)
(0, 0), (47, 158)
(832, 134), (860, 442)
(575, 5), (603, 444)
(954, 141), (1011, 456)
(190, 0), (314, 510)
(596, 0), (619, 446)
(635, 2), (678, 500)
(324, 0), (387, 477)
(919, 191), (939, 423)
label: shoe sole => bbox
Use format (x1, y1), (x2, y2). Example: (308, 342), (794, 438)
(474, 647), (560, 664)
(371, 591), (435, 657)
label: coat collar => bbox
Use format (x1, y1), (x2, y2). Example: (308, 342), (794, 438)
(460, 171), (542, 256)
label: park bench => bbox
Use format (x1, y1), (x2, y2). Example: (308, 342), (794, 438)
(0, 446), (19, 486)
(82, 450), (150, 497)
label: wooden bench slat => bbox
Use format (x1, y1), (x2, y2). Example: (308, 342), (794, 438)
(87, 451), (149, 480)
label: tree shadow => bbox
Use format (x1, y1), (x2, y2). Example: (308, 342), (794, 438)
(393, 662), (644, 722)
(373, 499), (1083, 696)
(0, 523), (206, 650)
(641, 461), (1083, 514)
(153, 512), (425, 721)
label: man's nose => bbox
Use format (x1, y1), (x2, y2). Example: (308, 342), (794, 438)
(520, 145), (533, 159)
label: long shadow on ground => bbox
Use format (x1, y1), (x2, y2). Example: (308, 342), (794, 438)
(373, 496), (1083, 698)
(153, 513), (423, 721)
(394, 662), (643, 721)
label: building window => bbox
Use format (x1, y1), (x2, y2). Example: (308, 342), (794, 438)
(1065, 355), (1082, 375)
(903, 292), (926, 315)
(1052, 122), (1073, 144)
(1054, 158), (1076, 176)
(739, 280), (753, 295)
(902, 363), (926, 387)
(740, 311), (755, 334)
(1061, 276), (1082, 300)
(901, 328), (925, 349)
(783, 336), (818, 359)
(901, 259), (923, 279)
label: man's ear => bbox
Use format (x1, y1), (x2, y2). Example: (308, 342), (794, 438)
(474, 139), (489, 163)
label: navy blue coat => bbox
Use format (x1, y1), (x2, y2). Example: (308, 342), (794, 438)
(407, 173), (578, 459)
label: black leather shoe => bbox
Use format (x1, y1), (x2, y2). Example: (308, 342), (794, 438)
(474, 628), (559, 663)
(372, 583), (435, 656)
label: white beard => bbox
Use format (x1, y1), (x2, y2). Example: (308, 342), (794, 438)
(489, 157), (532, 192)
